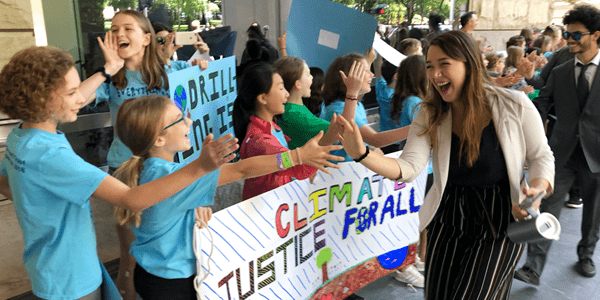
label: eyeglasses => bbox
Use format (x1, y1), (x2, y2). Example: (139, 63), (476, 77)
(156, 37), (166, 45)
(563, 31), (591, 41)
(163, 116), (187, 130)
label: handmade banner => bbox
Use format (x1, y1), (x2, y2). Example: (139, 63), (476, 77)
(285, 0), (378, 71)
(195, 156), (427, 300)
(168, 56), (237, 163)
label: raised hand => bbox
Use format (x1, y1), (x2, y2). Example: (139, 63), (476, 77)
(160, 31), (182, 63)
(517, 55), (535, 79)
(298, 131), (344, 174)
(278, 31), (287, 50)
(197, 133), (238, 173)
(339, 61), (365, 98)
(338, 120), (366, 160)
(495, 70), (523, 87)
(365, 47), (376, 65)
(97, 31), (124, 75)
(191, 59), (209, 70)
(193, 33), (210, 54)
(195, 207), (213, 229)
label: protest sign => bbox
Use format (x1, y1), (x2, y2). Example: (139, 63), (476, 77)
(168, 56), (237, 163)
(285, 0), (378, 71)
(195, 157), (427, 300)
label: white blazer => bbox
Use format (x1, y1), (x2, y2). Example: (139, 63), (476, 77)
(395, 86), (555, 232)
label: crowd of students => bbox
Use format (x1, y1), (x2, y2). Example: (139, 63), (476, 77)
(3, 4), (600, 300)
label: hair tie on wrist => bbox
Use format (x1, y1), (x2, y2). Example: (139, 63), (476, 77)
(345, 95), (358, 101)
(296, 148), (302, 165)
(353, 147), (370, 163)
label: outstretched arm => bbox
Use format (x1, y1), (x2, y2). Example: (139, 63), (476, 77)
(94, 134), (238, 212)
(218, 130), (345, 186)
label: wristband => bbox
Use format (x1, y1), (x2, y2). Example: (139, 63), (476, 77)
(353, 146), (370, 163)
(281, 151), (294, 168)
(345, 95), (358, 101)
(94, 66), (112, 84)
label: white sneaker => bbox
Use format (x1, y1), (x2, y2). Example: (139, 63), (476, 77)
(415, 256), (425, 272)
(393, 265), (424, 288)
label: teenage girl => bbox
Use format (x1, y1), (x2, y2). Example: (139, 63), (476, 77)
(273, 56), (353, 150)
(0, 46), (238, 300)
(111, 95), (343, 299)
(77, 10), (200, 299)
(233, 63), (348, 200)
(320, 52), (410, 162)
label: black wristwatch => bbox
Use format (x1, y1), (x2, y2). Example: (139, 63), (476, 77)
(353, 146), (370, 163)
(95, 66), (112, 84)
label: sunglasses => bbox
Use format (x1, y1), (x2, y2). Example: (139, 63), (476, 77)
(563, 31), (591, 41)
(163, 116), (188, 130)
(156, 37), (166, 45)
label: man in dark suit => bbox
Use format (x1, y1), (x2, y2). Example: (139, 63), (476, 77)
(515, 4), (600, 285)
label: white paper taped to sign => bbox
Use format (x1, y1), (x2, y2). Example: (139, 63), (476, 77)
(317, 29), (340, 49)
(372, 36), (406, 67)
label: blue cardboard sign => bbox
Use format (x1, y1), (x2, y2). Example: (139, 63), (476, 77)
(168, 56), (237, 163)
(285, 0), (378, 71)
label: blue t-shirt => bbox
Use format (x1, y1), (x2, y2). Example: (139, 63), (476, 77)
(95, 61), (191, 168)
(272, 127), (289, 149)
(131, 157), (220, 279)
(320, 100), (368, 162)
(399, 96), (422, 127)
(0, 125), (108, 299)
(375, 78), (397, 132)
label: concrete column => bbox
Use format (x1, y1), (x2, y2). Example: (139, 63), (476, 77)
(223, 0), (294, 64)
(0, 0), (38, 69)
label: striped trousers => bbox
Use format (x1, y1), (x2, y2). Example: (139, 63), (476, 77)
(424, 181), (524, 300)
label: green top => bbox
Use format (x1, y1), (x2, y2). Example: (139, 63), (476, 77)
(279, 103), (330, 150)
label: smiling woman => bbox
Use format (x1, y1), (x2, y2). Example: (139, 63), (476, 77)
(338, 30), (554, 299)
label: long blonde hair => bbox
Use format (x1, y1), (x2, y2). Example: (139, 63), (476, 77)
(113, 95), (171, 226)
(423, 31), (492, 167)
(111, 10), (169, 91)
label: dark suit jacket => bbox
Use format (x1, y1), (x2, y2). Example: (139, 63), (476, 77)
(533, 59), (600, 173)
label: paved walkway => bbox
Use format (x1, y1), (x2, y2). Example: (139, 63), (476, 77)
(356, 204), (600, 300)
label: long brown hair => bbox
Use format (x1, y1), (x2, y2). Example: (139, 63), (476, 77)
(504, 46), (524, 71)
(390, 55), (428, 124)
(423, 30), (492, 167)
(113, 95), (171, 226)
(322, 53), (365, 106)
(111, 10), (169, 91)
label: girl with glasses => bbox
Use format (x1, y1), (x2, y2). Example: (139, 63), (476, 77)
(78, 10), (206, 299)
(0, 46), (239, 300)
(112, 95), (344, 299)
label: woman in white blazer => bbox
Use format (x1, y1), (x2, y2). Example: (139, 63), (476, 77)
(340, 30), (554, 299)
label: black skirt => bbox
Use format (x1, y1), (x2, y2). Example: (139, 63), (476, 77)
(424, 180), (523, 300)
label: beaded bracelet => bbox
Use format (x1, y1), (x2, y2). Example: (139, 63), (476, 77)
(276, 152), (284, 170)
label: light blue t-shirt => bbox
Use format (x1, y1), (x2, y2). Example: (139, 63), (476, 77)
(376, 78), (397, 132)
(320, 100), (368, 162)
(399, 95), (422, 127)
(95, 61), (191, 168)
(272, 127), (289, 149)
(0, 125), (108, 299)
(131, 157), (220, 279)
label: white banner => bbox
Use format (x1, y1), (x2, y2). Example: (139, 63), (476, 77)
(196, 156), (427, 300)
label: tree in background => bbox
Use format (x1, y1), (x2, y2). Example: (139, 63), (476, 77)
(331, 0), (467, 25)
(153, 0), (208, 30)
(106, 0), (137, 10)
